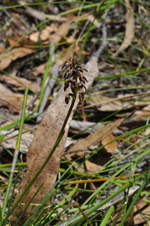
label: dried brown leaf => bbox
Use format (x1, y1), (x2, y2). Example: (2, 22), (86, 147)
(101, 133), (117, 153)
(7, 34), (36, 47)
(29, 22), (70, 44)
(0, 46), (5, 53)
(1, 75), (39, 92)
(52, 22), (70, 44)
(13, 57), (99, 224)
(0, 48), (34, 70)
(85, 151), (112, 172)
(112, 0), (135, 57)
(86, 93), (148, 112)
(68, 118), (123, 157)
(85, 159), (102, 172)
(0, 84), (23, 112)
(134, 198), (150, 225)
(29, 23), (57, 42)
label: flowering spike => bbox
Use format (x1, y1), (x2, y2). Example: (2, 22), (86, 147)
(62, 58), (88, 104)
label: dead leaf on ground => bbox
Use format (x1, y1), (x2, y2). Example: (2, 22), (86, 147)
(0, 75), (39, 92)
(31, 63), (47, 75)
(0, 47), (34, 70)
(86, 94), (130, 111)
(102, 133), (118, 153)
(86, 93), (148, 112)
(29, 22), (70, 44)
(114, 197), (150, 226)
(29, 23), (57, 42)
(25, 6), (66, 22)
(12, 57), (99, 224)
(0, 46), (5, 53)
(112, 0), (135, 57)
(85, 151), (111, 172)
(0, 84), (23, 112)
(7, 34), (36, 48)
(67, 118), (123, 157)
(134, 198), (150, 225)
(1, 131), (33, 154)
(51, 22), (70, 44)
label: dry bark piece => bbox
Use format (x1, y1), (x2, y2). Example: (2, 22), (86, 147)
(12, 57), (99, 224)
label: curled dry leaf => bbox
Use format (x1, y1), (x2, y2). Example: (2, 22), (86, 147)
(29, 22), (70, 44)
(29, 23), (57, 42)
(0, 84), (23, 112)
(112, 0), (135, 57)
(0, 47), (34, 70)
(1, 75), (39, 92)
(12, 57), (99, 224)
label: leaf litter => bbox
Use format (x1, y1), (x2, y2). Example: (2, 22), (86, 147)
(0, 1), (150, 225)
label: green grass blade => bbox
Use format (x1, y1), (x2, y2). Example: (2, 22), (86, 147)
(38, 52), (54, 109)
(119, 172), (150, 226)
(0, 134), (4, 144)
(0, 113), (35, 132)
(3, 167), (22, 226)
(0, 1), (91, 10)
(2, 86), (28, 221)
(100, 205), (114, 226)
(69, 174), (145, 226)
(0, 205), (2, 226)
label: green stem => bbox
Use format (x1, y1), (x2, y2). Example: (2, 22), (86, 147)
(8, 92), (77, 218)
(2, 86), (28, 222)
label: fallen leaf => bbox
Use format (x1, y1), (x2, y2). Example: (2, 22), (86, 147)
(1, 131), (33, 154)
(85, 160), (102, 172)
(85, 151), (111, 172)
(1, 75), (39, 92)
(0, 46), (5, 53)
(1, 75), (37, 91)
(29, 23), (57, 42)
(0, 84), (23, 112)
(112, 0), (135, 57)
(86, 93), (148, 112)
(68, 118), (123, 157)
(0, 47), (34, 70)
(102, 133), (117, 153)
(12, 57), (99, 224)
(31, 63), (47, 75)
(25, 6), (66, 22)
(52, 22), (70, 44)
(7, 34), (36, 47)
(29, 21), (70, 44)
(134, 198), (150, 225)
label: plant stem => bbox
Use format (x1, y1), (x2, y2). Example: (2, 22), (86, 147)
(2, 86), (28, 222)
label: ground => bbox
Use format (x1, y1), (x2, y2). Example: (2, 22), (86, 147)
(0, 1), (150, 225)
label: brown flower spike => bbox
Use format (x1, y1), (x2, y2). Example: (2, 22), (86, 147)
(62, 58), (88, 104)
